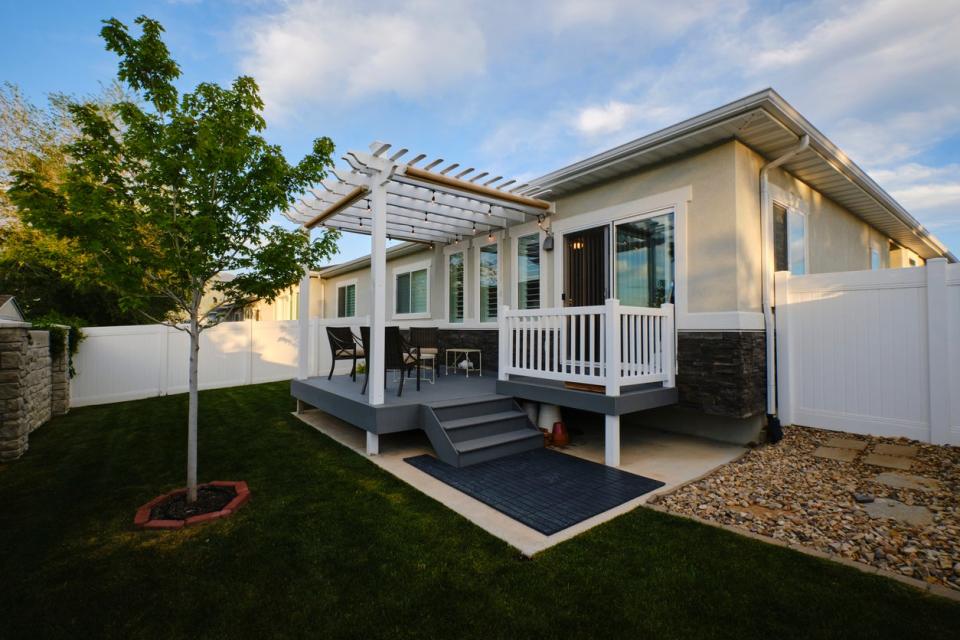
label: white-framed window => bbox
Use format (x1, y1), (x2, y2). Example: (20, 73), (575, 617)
(446, 249), (465, 323)
(393, 262), (430, 318)
(336, 280), (356, 318)
(473, 236), (501, 323)
(614, 209), (675, 307)
(774, 203), (807, 275)
(870, 243), (882, 270)
(516, 233), (541, 310)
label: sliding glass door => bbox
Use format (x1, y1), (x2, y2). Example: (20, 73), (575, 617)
(614, 211), (674, 308)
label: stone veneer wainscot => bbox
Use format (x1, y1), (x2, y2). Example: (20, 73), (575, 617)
(675, 331), (766, 419)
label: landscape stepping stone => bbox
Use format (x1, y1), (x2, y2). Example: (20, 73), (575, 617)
(824, 437), (868, 451)
(873, 443), (917, 458)
(863, 453), (912, 470)
(862, 498), (933, 526)
(876, 472), (940, 492)
(812, 446), (858, 462)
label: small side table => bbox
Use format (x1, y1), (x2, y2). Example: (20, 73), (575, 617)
(445, 348), (482, 378)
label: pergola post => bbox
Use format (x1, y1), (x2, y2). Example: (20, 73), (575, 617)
(296, 227), (311, 380)
(368, 179), (388, 406)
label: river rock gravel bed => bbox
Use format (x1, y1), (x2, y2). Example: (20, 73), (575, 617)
(655, 426), (960, 590)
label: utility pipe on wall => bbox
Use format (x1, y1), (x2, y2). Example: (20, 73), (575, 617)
(760, 134), (809, 422)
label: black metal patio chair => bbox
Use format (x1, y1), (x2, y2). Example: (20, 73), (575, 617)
(360, 326), (422, 396)
(325, 326), (363, 381)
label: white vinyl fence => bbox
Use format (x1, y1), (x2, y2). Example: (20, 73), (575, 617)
(775, 258), (959, 445)
(72, 317), (371, 407)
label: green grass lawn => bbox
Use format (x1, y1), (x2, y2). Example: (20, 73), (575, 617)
(1, 381), (958, 639)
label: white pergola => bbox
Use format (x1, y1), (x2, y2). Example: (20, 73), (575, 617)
(285, 142), (551, 450)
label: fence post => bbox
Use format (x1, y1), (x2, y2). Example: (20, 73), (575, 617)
(498, 305), (510, 381)
(158, 324), (169, 397)
(245, 319), (254, 386)
(774, 271), (792, 425)
(926, 258), (949, 445)
(661, 303), (675, 388)
(604, 298), (620, 396)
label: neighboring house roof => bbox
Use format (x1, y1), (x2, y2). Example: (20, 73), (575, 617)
(0, 295), (26, 322)
(315, 242), (429, 279)
(527, 88), (955, 263)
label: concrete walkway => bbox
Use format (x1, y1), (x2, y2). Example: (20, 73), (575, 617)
(294, 409), (744, 556)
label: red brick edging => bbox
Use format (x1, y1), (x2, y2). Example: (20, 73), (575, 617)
(134, 480), (250, 530)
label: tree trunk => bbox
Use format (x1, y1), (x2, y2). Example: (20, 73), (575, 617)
(186, 316), (200, 503)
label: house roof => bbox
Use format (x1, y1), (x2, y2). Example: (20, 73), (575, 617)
(0, 295), (26, 322)
(315, 242), (429, 278)
(527, 89), (956, 263)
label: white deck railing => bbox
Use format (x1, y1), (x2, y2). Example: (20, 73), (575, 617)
(497, 300), (675, 396)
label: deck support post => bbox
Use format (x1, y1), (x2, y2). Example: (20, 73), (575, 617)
(296, 227), (312, 380)
(604, 414), (620, 467)
(366, 432), (379, 456)
(368, 178), (389, 406)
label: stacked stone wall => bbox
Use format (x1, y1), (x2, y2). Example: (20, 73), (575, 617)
(0, 327), (69, 461)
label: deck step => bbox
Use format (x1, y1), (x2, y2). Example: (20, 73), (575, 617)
(421, 396), (542, 467)
(458, 431), (543, 467)
(442, 410), (527, 430)
(456, 428), (542, 453)
(431, 396), (517, 422)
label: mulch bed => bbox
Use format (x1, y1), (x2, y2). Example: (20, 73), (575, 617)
(150, 485), (237, 521)
(655, 426), (960, 591)
(134, 480), (250, 529)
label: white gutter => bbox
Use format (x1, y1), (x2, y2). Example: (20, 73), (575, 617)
(761, 134), (809, 418)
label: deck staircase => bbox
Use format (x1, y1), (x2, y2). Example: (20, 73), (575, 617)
(422, 395), (542, 467)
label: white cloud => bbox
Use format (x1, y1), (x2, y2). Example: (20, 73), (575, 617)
(872, 163), (960, 229)
(237, 0), (486, 118)
(547, 0), (737, 35)
(575, 101), (636, 136)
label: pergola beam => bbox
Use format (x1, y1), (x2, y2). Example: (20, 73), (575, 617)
(403, 165), (550, 211)
(303, 185), (369, 229)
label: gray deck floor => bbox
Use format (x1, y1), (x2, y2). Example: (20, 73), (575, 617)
(299, 372), (499, 407)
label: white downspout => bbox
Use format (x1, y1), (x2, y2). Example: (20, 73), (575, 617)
(760, 134), (809, 419)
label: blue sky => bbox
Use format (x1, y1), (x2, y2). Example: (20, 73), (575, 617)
(3, 0), (958, 262)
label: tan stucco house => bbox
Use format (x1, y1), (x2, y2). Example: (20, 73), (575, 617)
(288, 89), (955, 460)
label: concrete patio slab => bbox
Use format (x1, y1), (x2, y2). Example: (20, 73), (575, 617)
(863, 454), (912, 470)
(824, 437), (868, 451)
(811, 446), (858, 462)
(293, 409), (744, 556)
(863, 498), (933, 526)
(875, 472), (941, 492)
(873, 444), (918, 458)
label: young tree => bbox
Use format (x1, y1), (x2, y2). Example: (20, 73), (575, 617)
(10, 16), (339, 501)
